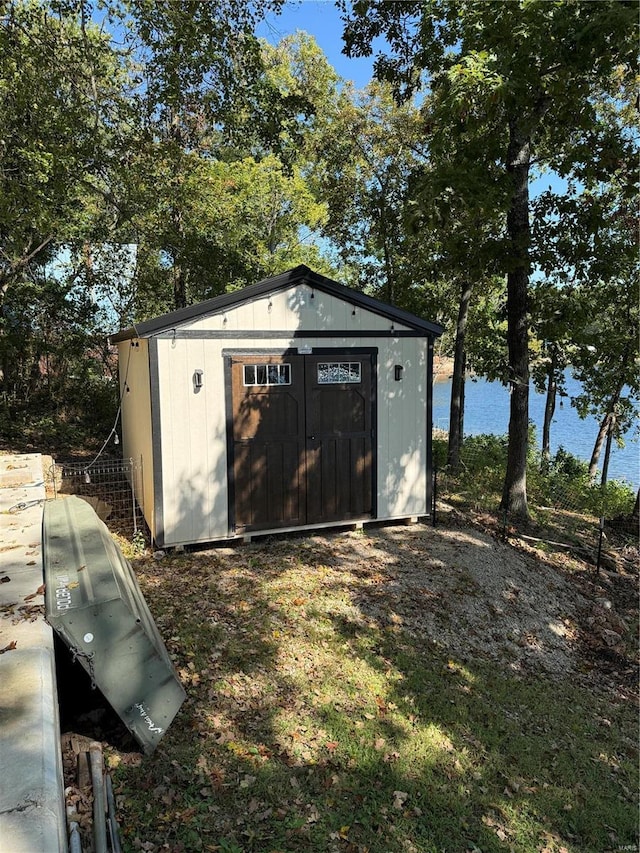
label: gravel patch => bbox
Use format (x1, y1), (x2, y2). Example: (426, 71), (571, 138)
(298, 516), (633, 684)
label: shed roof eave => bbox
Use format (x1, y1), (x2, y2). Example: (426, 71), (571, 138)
(109, 265), (444, 343)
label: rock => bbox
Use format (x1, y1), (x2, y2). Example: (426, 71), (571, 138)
(602, 629), (623, 648)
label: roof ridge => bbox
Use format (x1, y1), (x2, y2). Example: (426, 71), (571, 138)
(110, 266), (443, 343)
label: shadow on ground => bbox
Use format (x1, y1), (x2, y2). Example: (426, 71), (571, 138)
(107, 522), (638, 853)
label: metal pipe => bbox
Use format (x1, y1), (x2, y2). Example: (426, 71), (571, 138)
(89, 742), (108, 853)
(105, 773), (123, 853)
(129, 457), (137, 535)
(51, 461), (58, 500)
(69, 822), (83, 853)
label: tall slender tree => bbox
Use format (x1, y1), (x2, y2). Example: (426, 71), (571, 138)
(532, 163), (639, 483)
(340, 0), (638, 518)
(404, 150), (505, 470)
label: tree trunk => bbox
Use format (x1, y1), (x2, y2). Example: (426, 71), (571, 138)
(379, 202), (394, 306)
(589, 410), (614, 478)
(541, 346), (558, 470)
(171, 208), (187, 309)
(600, 414), (615, 487)
(169, 108), (187, 310)
(173, 259), (187, 310)
(447, 280), (473, 471)
(588, 384), (622, 477)
(501, 119), (531, 519)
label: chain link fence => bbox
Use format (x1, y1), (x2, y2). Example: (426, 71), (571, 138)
(45, 457), (146, 543)
(432, 433), (638, 574)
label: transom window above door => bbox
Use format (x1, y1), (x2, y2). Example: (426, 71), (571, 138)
(243, 363), (291, 386)
(317, 362), (361, 384)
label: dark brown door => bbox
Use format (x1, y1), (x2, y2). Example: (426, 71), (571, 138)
(230, 353), (373, 533)
(305, 355), (373, 523)
(231, 356), (306, 532)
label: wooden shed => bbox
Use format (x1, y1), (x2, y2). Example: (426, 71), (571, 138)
(111, 265), (443, 548)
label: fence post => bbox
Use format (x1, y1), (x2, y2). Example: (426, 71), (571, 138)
(139, 454), (144, 533)
(50, 461), (58, 500)
(432, 464), (437, 527)
(129, 458), (137, 535)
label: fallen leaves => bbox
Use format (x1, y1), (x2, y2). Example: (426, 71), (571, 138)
(375, 695), (387, 715)
(178, 661), (202, 687)
(329, 825), (351, 842)
(24, 583), (45, 601)
(392, 791), (409, 810)
(103, 529), (638, 853)
(482, 811), (511, 843)
(13, 603), (44, 623)
(0, 640), (17, 654)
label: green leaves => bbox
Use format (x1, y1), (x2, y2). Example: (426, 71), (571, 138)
(1, 2), (343, 443)
(341, 0), (638, 516)
(0, 2), (121, 296)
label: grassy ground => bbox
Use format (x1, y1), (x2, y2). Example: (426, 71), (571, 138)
(109, 530), (638, 853)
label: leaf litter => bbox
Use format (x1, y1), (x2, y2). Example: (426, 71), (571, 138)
(105, 514), (638, 853)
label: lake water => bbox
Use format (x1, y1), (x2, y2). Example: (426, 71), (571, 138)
(433, 372), (639, 490)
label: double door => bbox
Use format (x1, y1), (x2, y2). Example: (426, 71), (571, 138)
(229, 352), (374, 533)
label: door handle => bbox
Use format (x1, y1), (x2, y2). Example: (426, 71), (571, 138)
(307, 435), (316, 440)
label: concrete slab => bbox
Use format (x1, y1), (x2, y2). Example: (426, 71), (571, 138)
(0, 453), (67, 853)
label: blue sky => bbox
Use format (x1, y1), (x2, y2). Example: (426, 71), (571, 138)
(258, 1), (376, 89)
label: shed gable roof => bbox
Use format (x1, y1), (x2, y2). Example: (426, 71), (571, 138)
(111, 265), (444, 342)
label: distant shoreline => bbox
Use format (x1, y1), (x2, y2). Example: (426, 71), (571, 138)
(433, 355), (454, 382)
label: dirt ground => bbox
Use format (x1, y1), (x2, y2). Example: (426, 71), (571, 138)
(59, 505), (638, 852)
(279, 508), (638, 700)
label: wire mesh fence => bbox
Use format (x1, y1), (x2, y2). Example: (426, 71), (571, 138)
(45, 456), (146, 542)
(432, 433), (638, 574)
